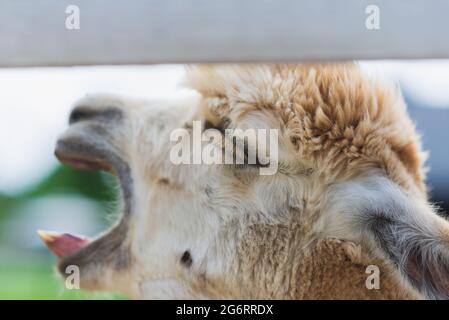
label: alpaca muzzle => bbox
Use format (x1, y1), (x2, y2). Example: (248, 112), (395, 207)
(37, 103), (134, 290)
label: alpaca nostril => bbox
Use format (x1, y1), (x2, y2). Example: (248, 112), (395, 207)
(69, 107), (95, 124)
(69, 106), (123, 125)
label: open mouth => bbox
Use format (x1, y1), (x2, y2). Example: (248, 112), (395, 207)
(38, 137), (131, 261)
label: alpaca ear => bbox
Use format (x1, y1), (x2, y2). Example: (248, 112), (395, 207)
(358, 179), (449, 299)
(331, 175), (449, 299)
(366, 208), (449, 299)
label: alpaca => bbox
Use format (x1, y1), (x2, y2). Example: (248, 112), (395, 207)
(39, 63), (449, 299)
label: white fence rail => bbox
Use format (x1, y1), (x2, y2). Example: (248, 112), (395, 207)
(1, 0), (449, 67)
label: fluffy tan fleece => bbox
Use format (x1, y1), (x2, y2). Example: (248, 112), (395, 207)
(184, 63), (427, 299)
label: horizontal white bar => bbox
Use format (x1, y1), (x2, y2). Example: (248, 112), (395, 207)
(1, 0), (449, 67)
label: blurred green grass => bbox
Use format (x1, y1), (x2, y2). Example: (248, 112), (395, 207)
(0, 165), (124, 300)
(0, 264), (124, 300)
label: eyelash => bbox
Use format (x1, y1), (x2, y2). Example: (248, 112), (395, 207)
(239, 141), (269, 168)
(203, 120), (225, 134)
(202, 119), (268, 168)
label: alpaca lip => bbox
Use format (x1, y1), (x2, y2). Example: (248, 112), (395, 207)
(37, 230), (91, 259)
(54, 136), (132, 214)
(55, 150), (114, 174)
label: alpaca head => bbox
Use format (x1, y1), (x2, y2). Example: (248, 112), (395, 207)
(40, 64), (449, 299)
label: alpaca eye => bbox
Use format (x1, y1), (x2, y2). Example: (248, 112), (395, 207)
(204, 120), (225, 134)
(246, 154), (269, 168)
(239, 143), (268, 168)
(204, 117), (230, 133)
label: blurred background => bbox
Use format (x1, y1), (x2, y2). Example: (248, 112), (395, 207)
(0, 61), (448, 299)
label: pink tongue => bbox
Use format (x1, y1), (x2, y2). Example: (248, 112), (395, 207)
(38, 230), (90, 258)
